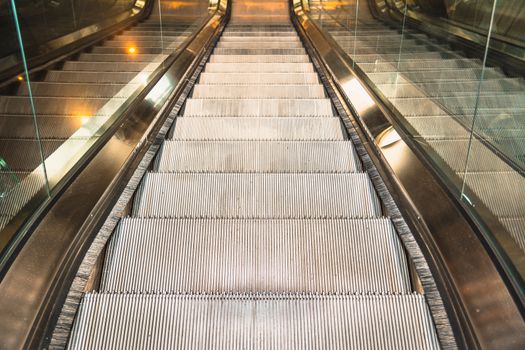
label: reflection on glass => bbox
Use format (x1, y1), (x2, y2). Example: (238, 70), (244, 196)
(307, 0), (525, 287)
(0, 0), (212, 256)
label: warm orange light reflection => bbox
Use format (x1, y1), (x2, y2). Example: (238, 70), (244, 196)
(128, 47), (136, 54)
(17, 75), (24, 81)
(80, 116), (91, 125)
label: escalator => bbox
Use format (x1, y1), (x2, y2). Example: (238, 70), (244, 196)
(60, 0), (445, 348)
(307, 0), (525, 282)
(1, 0), (525, 349)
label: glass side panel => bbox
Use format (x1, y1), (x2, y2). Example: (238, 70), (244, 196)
(306, 0), (525, 290)
(0, 0), (212, 260)
(0, 1), (49, 251)
(0, 0), (137, 59)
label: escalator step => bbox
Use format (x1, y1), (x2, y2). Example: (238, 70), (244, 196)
(45, 70), (139, 83)
(428, 138), (514, 172)
(0, 115), (86, 139)
(191, 84), (326, 98)
(170, 117), (345, 140)
(155, 141), (360, 173)
(68, 294), (440, 350)
(0, 96), (121, 116)
(17, 82), (135, 98)
(222, 31), (297, 36)
(500, 218), (525, 253)
(77, 53), (165, 62)
(217, 41), (304, 49)
(198, 72), (319, 84)
(183, 98), (334, 117)
(62, 61), (154, 72)
(132, 173), (381, 218)
(204, 62), (313, 72)
(213, 48), (307, 55)
(220, 36), (300, 42)
(359, 58), (480, 73)
(209, 54), (310, 63)
(101, 218), (410, 293)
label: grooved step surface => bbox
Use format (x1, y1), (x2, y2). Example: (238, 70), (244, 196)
(68, 294), (440, 350)
(192, 84), (326, 98)
(209, 54), (310, 63)
(205, 62), (313, 73)
(133, 173), (381, 218)
(155, 141), (360, 172)
(183, 98), (334, 117)
(199, 72), (319, 84)
(209, 54), (309, 63)
(170, 117), (346, 140)
(101, 218), (410, 293)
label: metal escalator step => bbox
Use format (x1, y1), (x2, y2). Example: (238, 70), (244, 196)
(213, 48), (306, 55)
(45, 70), (139, 83)
(406, 116), (469, 139)
(155, 141), (360, 173)
(217, 41), (304, 49)
(199, 72), (319, 84)
(222, 31), (297, 36)
(360, 58), (480, 73)
(91, 46), (167, 54)
(0, 96), (119, 116)
(0, 171), (47, 227)
(133, 173), (381, 218)
(205, 62), (313, 72)
(353, 52), (459, 63)
(17, 82), (134, 98)
(62, 61), (154, 72)
(348, 46), (437, 55)
(191, 84), (325, 98)
(500, 218), (525, 253)
(0, 139), (63, 172)
(209, 54), (310, 63)
(220, 36), (300, 42)
(101, 218), (410, 293)
(462, 171), (525, 217)
(120, 29), (187, 35)
(101, 40), (183, 48)
(183, 98), (333, 117)
(170, 117), (345, 140)
(109, 35), (183, 43)
(77, 53), (165, 62)
(367, 68), (503, 85)
(427, 138), (514, 172)
(68, 294), (440, 350)
(225, 26), (294, 32)
(0, 115), (85, 139)
(392, 95), (525, 116)
(378, 78), (524, 98)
